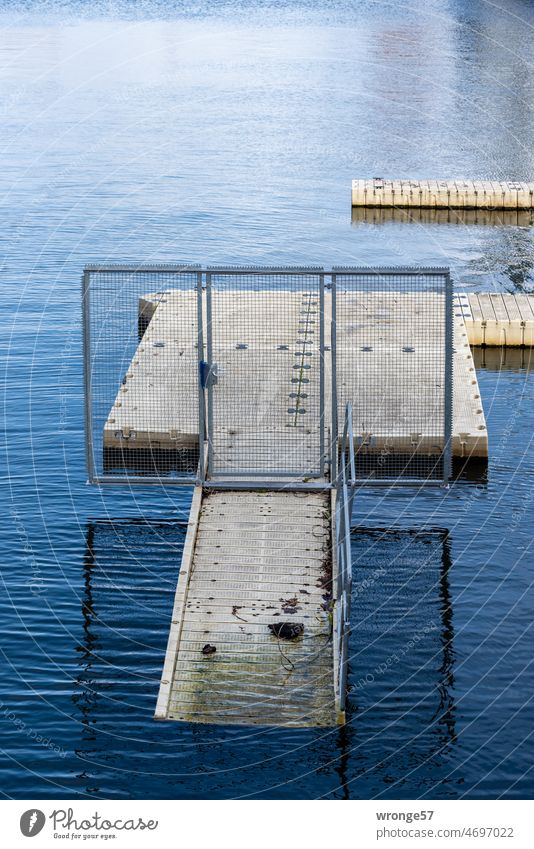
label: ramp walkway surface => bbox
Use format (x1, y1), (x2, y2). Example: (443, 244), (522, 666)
(155, 489), (338, 727)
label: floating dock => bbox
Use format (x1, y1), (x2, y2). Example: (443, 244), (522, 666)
(155, 489), (338, 726)
(105, 288), (488, 465)
(455, 292), (534, 347)
(352, 179), (534, 209)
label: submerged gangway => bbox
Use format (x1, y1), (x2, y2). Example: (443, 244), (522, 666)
(83, 266), (452, 727)
(155, 488), (338, 725)
(154, 406), (355, 726)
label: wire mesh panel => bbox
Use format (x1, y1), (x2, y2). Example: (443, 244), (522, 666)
(83, 265), (202, 484)
(83, 264), (452, 486)
(205, 267), (326, 479)
(332, 267), (453, 483)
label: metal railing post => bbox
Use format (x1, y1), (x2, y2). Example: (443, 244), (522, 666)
(333, 402), (355, 715)
(330, 273), (338, 483)
(82, 269), (95, 483)
(197, 270), (206, 481)
(319, 272), (325, 477)
(443, 271), (454, 483)
(341, 590), (350, 712)
(206, 271), (214, 476)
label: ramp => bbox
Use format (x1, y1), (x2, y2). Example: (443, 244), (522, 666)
(156, 489), (338, 727)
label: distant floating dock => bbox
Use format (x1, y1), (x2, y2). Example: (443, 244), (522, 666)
(455, 292), (534, 347)
(352, 179), (534, 209)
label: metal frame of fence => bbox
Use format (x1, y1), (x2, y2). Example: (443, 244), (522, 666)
(82, 264), (202, 486)
(82, 264), (453, 488)
(333, 402), (356, 712)
(331, 266), (453, 486)
(204, 266), (326, 480)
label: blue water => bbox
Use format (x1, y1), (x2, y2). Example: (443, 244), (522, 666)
(1, 0), (533, 799)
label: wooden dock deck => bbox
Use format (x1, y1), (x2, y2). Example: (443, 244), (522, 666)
(155, 489), (339, 727)
(352, 179), (534, 209)
(104, 288), (490, 465)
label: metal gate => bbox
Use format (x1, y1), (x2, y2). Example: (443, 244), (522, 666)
(204, 267), (326, 480)
(331, 267), (453, 484)
(82, 264), (452, 488)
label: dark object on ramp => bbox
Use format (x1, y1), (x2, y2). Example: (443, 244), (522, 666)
(268, 622), (304, 640)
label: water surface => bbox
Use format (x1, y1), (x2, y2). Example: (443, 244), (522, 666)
(1, 0), (533, 799)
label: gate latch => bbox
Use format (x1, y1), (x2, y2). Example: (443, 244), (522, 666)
(199, 361), (220, 388)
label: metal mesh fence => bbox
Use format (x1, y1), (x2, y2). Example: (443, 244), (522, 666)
(83, 265), (201, 483)
(83, 265), (452, 486)
(206, 268), (326, 478)
(332, 267), (452, 483)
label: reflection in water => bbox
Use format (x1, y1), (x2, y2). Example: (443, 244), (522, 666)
(437, 534), (456, 744)
(1, 0), (534, 800)
(73, 524), (99, 763)
(73, 520), (186, 798)
(351, 208), (534, 227)
(452, 454), (488, 484)
(76, 521), (459, 798)
(332, 528), (459, 800)
(473, 346), (534, 371)
(350, 204), (534, 293)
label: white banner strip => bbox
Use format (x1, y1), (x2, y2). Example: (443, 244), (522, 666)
(3, 799), (532, 848)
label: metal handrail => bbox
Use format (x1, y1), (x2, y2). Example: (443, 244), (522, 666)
(333, 402), (355, 713)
